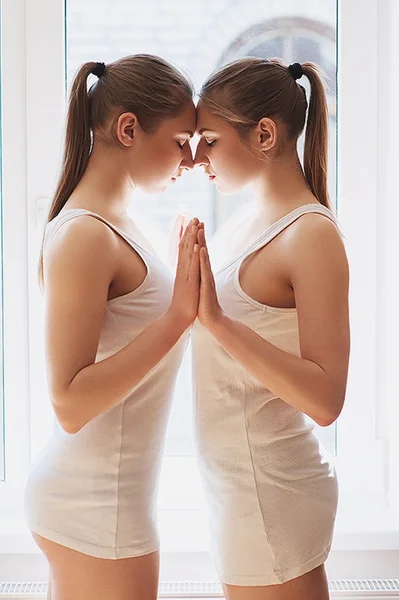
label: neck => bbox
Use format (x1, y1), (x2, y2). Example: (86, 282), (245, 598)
(66, 142), (134, 219)
(252, 149), (319, 220)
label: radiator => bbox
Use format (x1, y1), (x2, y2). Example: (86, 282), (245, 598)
(0, 579), (399, 598)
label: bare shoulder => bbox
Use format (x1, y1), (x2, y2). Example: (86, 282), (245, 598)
(44, 214), (119, 280)
(282, 210), (345, 251)
(279, 211), (349, 286)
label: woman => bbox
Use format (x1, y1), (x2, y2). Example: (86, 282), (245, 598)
(192, 58), (350, 600)
(24, 55), (199, 600)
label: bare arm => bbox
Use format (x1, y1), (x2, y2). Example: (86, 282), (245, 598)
(198, 216), (350, 427)
(45, 216), (199, 434)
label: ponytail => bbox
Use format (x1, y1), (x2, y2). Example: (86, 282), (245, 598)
(38, 54), (193, 288)
(302, 63), (331, 209)
(38, 62), (101, 287)
(200, 58), (332, 210)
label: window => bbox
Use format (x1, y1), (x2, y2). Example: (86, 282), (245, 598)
(28, 0), (382, 523)
(26, 2), (341, 532)
(2, 0), (396, 567)
(64, 0), (338, 460)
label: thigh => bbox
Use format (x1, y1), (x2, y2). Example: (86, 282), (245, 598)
(224, 565), (330, 600)
(33, 533), (159, 600)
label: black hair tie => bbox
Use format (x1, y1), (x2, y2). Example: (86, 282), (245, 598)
(92, 62), (106, 78)
(288, 62), (304, 81)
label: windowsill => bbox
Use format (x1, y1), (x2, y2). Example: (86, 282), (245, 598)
(1, 506), (399, 555)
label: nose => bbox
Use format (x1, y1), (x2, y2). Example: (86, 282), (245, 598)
(180, 143), (194, 171)
(194, 140), (209, 168)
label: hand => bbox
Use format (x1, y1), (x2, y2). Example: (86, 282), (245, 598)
(167, 212), (190, 268)
(197, 226), (224, 330)
(168, 218), (200, 331)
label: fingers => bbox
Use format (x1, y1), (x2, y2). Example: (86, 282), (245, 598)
(186, 226), (201, 280)
(181, 218), (199, 244)
(186, 224), (198, 262)
(196, 225), (213, 283)
(181, 213), (190, 227)
(180, 213), (190, 240)
(177, 218), (200, 279)
(188, 243), (200, 282)
(178, 218), (197, 254)
(197, 226), (206, 249)
(199, 246), (213, 283)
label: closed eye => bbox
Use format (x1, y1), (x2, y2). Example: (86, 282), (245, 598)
(206, 139), (216, 147)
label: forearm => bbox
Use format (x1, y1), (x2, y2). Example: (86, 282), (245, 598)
(55, 310), (186, 433)
(209, 315), (340, 426)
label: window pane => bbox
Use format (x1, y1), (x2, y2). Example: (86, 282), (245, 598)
(67, 1), (337, 456)
(294, 36), (321, 64)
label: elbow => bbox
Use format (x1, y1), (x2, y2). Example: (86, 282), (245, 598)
(315, 414), (338, 428)
(51, 391), (83, 435)
(313, 393), (345, 428)
(56, 410), (82, 434)
(60, 420), (82, 435)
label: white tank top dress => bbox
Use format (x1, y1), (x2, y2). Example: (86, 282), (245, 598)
(191, 204), (340, 586)
(24, 209), (187, 559)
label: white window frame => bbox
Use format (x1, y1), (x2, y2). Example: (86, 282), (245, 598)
(1, 0), (399, 563)
(0, 0), (32, 519)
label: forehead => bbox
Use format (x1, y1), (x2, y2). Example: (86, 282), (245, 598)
(173, 101), (197, 131)
(158, 101), (196, 134)
(195, 101), (227, 133)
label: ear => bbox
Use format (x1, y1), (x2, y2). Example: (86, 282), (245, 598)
(256, 117), (277, 153)
(116, 112), (137, 147)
